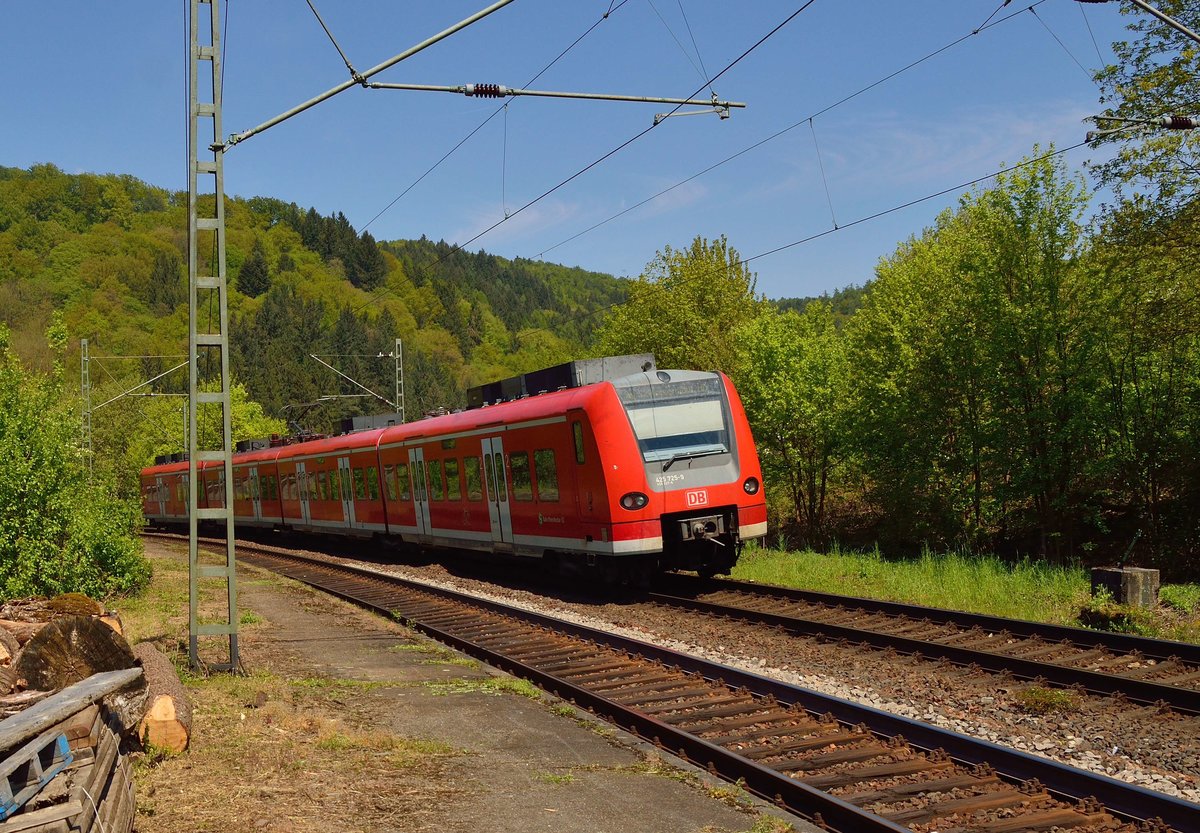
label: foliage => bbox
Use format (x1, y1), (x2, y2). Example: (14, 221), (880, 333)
(736, 303), (847, 544)
(0, 163), (625, 448)
(595, 235), (764, 374)
(236, 238), (270, 298)
(0, 321), (149, 599)
(844, 150), (1103, 557)
(1092, 0), (1200, 205)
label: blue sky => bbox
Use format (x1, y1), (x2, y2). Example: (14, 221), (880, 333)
(1, 1), (1132, 299)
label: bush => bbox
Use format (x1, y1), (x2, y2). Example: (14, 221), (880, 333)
(0, 323), (150, 599)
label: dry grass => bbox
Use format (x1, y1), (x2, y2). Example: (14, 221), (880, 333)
(123, 542), (465, 833)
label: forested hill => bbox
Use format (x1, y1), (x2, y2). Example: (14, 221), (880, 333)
(0, 163), (626, 430)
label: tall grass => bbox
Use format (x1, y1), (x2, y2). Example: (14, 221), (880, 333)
(732, 545), (1092, 624)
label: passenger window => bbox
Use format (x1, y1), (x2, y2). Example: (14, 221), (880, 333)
(428, 460), (444, 501)
(573, 422), (585, 464)
(397, 462), (412, 501)
(510, 452), (533, 502)
(445, 459), (461, 501)
(367, 466), (379, 500)
(464, 457), (483, 501)
(534, 449), (559, 502)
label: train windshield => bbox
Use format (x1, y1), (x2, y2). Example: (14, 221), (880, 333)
(614, 373), (731, 465)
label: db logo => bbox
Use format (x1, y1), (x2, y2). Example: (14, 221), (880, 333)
(685, 490), (709, 507)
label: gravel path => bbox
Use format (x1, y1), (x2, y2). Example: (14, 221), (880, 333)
(341, 557), (1200, 805)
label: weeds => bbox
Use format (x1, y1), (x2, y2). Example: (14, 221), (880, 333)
(1014, 686), (1079, 715)
(423, 676), (540, 699)
(536, 770), (576, 785)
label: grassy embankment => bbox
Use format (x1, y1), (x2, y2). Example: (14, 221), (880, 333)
(732, 545), (1200, 644)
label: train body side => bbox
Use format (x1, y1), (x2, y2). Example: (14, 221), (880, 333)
(140, 368), (766, 578)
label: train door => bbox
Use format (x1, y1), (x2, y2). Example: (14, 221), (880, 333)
(336, 456), (356, 528)
(249, 466), (262, 521)
(481, 437), (513, 546)
(296, 461), (311, 526)
(408, 447), (430, 536)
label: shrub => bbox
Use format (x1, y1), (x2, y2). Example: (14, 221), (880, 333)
(0, 322), (150, 599)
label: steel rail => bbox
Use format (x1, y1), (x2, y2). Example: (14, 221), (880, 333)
(224, 544), (1199, 833)
(658, 574), (1200, 665)
(649, 589), (1200, 714)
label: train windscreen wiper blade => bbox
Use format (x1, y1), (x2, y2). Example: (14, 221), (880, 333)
(661, 447), (726, 472)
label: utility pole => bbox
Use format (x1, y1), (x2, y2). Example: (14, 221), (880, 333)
(80, 339), (91, 475)
(188, 0), (238, 671)
(393, 338), (404, 424)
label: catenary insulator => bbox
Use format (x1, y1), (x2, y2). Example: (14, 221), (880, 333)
(1161, 115), (1198, 130)
(465, 83), (506, 98)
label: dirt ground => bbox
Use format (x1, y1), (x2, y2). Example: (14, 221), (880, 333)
(124, 539), (807, 833)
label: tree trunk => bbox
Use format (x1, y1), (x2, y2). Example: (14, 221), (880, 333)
(131, 642), (192, 753)
(14, 615), (137, 691)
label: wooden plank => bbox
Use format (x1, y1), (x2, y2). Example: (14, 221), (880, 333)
(0, 671), (142, 754)
(0, 800), (81, 833)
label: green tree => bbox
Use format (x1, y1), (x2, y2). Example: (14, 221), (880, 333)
(237, 238), (270, 297)
(595, 235), (763, 373)
(0, 322), (149, 598)
(737, 303), (847, 544)
(846, 150), (1096, 555)
(147, 249), (185, 312)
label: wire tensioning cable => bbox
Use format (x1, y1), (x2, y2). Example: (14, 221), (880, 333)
(358, 0), (635, 232)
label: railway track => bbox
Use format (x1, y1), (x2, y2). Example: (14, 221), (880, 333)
(651, 574), (1200, 716)
(157, 534), (1198, 833)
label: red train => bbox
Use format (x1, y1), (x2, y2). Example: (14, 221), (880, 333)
(141, 357), (766, 582)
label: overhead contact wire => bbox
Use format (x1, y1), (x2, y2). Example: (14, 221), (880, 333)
(536, 0), (1041, 259)
(519, 140), (1089, 341)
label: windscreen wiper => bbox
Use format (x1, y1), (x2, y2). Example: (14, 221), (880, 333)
(662, 448), (726, 472)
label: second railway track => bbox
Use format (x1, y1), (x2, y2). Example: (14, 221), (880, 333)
(650, 574), (1200, 716)
(161, 534), (1200, 833)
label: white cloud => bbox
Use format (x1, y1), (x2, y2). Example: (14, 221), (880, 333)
(447, 198), (581, 247)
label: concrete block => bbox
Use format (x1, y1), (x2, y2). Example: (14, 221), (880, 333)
(1090, 566), (1160, 608)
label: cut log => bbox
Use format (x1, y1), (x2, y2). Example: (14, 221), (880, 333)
(98, 614), (123, 637)
(0, 628), (19, 667)
(13, 617), (135, 692)
(131, 643), (191, 754)
(0, 622), (42, 647)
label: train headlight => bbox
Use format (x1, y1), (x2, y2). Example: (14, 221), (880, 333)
(620, 492), (649, 510)
(743, 477), (760, 495)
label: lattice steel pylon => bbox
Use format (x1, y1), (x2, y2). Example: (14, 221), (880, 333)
(187, 0), (238, 671)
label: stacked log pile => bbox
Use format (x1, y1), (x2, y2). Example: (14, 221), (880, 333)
(0, 595), (193, 833)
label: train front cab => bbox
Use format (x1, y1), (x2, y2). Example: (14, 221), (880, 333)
(603, 369), (767, 577)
